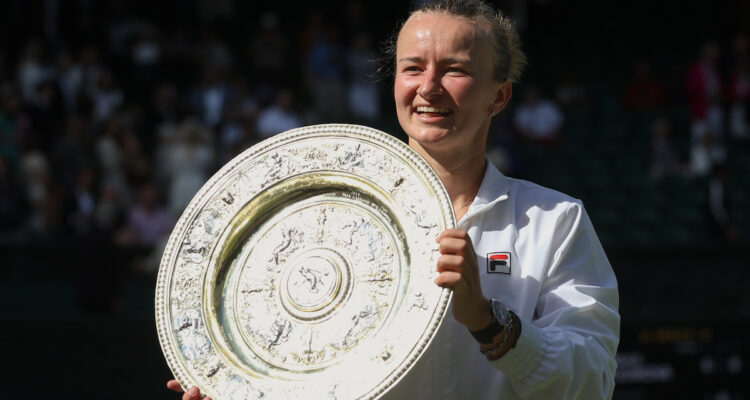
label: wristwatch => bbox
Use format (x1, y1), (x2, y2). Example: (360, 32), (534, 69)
(469, 298), (512, 344)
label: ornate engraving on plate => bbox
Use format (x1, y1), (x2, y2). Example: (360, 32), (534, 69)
(156, 124), (455, 400)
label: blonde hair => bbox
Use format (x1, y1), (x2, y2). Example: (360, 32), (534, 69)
(381, 0), (527, 83)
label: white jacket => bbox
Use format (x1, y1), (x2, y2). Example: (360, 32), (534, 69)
(384, 162), (620, 399)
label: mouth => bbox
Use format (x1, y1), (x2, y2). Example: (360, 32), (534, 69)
(415, 105), (452, 117)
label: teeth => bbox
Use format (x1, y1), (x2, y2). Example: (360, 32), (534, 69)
(416, 106), (450, 114)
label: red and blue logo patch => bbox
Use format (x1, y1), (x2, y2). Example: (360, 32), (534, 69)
(487, 252), (511, 274)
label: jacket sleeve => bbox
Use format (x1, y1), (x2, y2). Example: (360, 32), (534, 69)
(490, 202), (620, 399)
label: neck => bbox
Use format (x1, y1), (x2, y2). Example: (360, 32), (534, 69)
(410, 140), (487, 221)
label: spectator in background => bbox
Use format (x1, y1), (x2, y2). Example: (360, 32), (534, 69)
(116, 181), (174, 273)
(95, 117), (130, 203)
(21, 151), (56, 237)
(90, 69), (124, 123)
(623, 59), (666, 112)
(218, 78), (259, 164)
(707, 164), (740, 241)
(124, 182), (173, 245)
(218, 101), (248, 164)
(190, 63), (229, 129)
(256, 88), (303, 138)
(0, 154), (28, 236)
(149, 82), (180, 128)
(143, 82), (180, 158)
(685, 42), (723, 140)
(105, 3), (138, 64)
(347, 33), (381, 123)
(728, 34), (749, 139)
(216, 76), (259, 162)
(690, 127), (726, 175)
(648, 116), (685, 179)
(96, 183), (126, 237)
(79, 45), (103, 101)
(56, 51), (83, 115)
(306, 25), (347, 122)
(158, 119), (215, 216)
(513, 85), (563, 145)
(0, 83), (27, 166)
(231, 77), (259, 118)
(686, 42), (725, 175)
(17, 41), (55, 105)
(51, 114), (93, 190)
(63, 166), (98, 237)
(28, 79), (64, 152)
(131, 23), (163, 87)
(119, 126), (152, 188)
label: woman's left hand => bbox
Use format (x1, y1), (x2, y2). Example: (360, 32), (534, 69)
(167, 380), (213, 400)
(435, 229), (491, 331)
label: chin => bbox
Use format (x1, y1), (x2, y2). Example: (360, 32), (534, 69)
(407, 132), (454, 151)
(407, 125), (451, 142)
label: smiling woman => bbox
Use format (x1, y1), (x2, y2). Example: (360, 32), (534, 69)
(388, 1), (524, 223)
(394, 12), (506, 165)
(168, 1), (619, 399)
(381, 1), (619, 399)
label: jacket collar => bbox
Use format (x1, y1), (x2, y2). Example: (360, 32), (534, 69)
(458, 160), (509, 226)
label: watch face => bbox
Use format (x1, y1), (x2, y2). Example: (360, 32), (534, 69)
(490, 299), (511, 326)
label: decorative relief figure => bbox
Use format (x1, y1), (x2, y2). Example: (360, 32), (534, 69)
(337, 143), (363, 170)
(263, 319), (293, 350)
(270, 227), (301, 265)
(409, 292), (429, 311)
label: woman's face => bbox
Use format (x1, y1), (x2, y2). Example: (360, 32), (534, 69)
(394, 12), (509, 157)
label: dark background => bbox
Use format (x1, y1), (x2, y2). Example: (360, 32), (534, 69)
(0, 0), (748, 398)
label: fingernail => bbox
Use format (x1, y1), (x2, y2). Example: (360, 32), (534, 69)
(188, 387), (198, 395)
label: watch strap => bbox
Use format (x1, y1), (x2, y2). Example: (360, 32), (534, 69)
(469, 300), (504, 344)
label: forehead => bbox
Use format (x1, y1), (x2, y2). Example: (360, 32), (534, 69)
(396, 12), (490, 58)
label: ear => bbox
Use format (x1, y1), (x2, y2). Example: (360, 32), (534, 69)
(490, 80), (513, 116)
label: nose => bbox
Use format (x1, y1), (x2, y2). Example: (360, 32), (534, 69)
(417, 69), (443, 99)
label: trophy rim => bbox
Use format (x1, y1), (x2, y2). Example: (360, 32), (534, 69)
(155, 123), (455, 399)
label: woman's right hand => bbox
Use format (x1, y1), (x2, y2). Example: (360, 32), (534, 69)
(167, 380), (213, 400)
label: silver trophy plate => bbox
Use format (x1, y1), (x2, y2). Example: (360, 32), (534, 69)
(155, 124), (455, 399)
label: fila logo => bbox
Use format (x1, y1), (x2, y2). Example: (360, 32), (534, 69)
(487, 252), (511, 274)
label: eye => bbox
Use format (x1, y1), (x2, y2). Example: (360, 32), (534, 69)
(401, 65), (422, 73)
(446, 67), (468, 75)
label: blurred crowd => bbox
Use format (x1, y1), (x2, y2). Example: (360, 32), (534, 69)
(636, 36), (749, 240)
(0, 1), (748, 313)
(0, 1), (390, 279)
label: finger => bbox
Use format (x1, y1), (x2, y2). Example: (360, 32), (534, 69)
(436, 228), (469, 242)
(434, 270), (464, 289)
(166, 380), (184, 393)
(438, 237), (470, 255)
(183, 387), (201, 400)
(436, 254), (464, 273)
